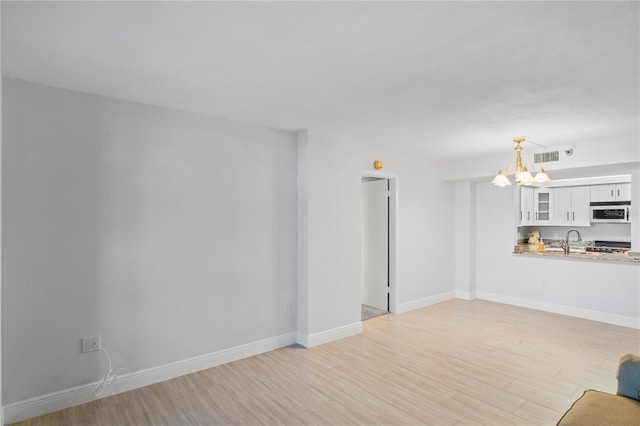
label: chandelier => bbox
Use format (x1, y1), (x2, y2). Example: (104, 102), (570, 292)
(491, 137), (551, 187)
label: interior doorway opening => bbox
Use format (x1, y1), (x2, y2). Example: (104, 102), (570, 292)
(361, 175), (397, 320)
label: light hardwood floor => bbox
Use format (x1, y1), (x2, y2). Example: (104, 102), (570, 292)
(14, 299), (640, 425)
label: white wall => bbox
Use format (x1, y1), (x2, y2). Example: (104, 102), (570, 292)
(2, 79), (298, 405)
(359, 149), (455, 312)
(296, 131), (310, 340)
(0, 12), (4, 422)
(298, 131), (363, 346)
(454, 182), (477, 299)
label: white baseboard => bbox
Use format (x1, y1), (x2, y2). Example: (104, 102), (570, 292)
(454, 290), (477, 300)
(477, 291), (640, 329)
(3, 332), (297, 424)
(396, 290), (455, 314)
(297, 321), (363, 348)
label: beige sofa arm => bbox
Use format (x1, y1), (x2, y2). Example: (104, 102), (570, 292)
(557, 354), (640, 425)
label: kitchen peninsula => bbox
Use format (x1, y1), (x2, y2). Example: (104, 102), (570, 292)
(515, 175), (637, 263)
(513, 243), (640, 263)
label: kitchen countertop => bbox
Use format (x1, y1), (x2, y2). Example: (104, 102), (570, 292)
(513, 244), (640, 263)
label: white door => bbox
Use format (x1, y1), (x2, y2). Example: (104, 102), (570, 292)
(362, 179), (389, 312)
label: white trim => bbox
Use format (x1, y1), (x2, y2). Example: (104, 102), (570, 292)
(0, 39), (4, 426)
(3, 332), (297, 424)
(477, 291), (640, 329)
(396, 291), (455, 314)
(360, 170), (398, 180)
(455, 290), (477, 301)
(388, 177), (399, 314)
(297, 322), (363, 348)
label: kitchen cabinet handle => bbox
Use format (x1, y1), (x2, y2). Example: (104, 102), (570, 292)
(573, 212), (575, 221)
(527, 212), (530, 221)
(566, 212), (569, 221)
(611, 189), (614, 197)
(617, 189), (620, 197)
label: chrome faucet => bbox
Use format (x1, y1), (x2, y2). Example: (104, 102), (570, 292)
(561, 229), (582, 254)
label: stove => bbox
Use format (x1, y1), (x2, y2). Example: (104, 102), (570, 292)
(585, 240), (631, 254)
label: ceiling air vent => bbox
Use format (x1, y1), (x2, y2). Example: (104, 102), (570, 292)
(534, 150), (560, 164)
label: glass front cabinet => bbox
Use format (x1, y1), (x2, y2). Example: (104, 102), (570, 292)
(533, 188), (553, 224)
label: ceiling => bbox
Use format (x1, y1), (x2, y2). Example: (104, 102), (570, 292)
(2, 1), (638, 162)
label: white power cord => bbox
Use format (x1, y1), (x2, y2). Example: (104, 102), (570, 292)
(94, 347), (117, 396)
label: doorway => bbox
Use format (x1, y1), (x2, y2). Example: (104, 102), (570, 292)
(361, 177), (393, 320)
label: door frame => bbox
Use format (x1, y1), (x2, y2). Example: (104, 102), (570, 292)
(361, 171), (398, 314)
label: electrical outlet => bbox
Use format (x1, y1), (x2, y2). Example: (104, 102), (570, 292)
(82, 335), (101, 353)
(283, 301), (290, 313)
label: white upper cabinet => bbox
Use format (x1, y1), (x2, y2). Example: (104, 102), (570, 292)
(591, 183), (631, 202)
(520, 186), (534, 225)
(571, 187), (591, 226)
(553, 187), (591, 226)
(518, 181), (629, 228)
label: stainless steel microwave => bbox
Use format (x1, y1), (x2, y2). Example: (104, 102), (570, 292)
(590, 203), (631, 223)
